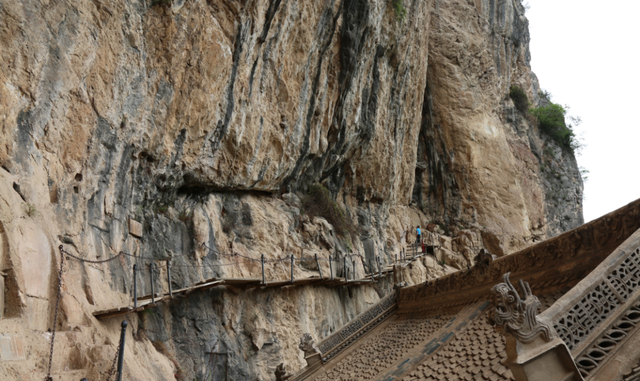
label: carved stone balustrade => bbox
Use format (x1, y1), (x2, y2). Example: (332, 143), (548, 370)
(288, 293), (397, 381)
(314, 293), (396, 363)
(537, 228), (640, 380)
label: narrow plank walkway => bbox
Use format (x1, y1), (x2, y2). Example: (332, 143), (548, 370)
(93, 265), (400, 320)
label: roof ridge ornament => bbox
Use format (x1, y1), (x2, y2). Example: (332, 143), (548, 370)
(488, 272), (554, 343)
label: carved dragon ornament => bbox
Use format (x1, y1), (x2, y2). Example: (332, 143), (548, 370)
(488, 272), (554, 343)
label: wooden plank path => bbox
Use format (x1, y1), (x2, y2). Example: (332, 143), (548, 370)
(90, 241), (443, 321)
(93, 266), (398, 320)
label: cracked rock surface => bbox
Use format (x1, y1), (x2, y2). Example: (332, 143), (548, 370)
(0, 0), (582, 380)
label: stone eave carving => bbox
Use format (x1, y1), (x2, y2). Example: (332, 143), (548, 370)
(488, 272), (554, 343)
(473, 248), (493, 274)
(299, 333), (319, 357)
(397, 198), (640, 312)
(275, 363), (291, 381)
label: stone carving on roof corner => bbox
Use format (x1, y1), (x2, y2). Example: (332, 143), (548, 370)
(488, 272), (554, 344)
(474, 249), (493, 272)
(275, 363), (291, 381)
(299, 333), (319, 357)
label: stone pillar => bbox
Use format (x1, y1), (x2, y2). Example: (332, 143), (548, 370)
(489, 273), (583, 381)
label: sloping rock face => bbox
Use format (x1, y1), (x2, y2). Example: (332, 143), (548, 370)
(0, 0), (582, 380)
(413, 0), (583, 250)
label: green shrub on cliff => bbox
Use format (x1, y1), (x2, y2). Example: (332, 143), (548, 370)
(392, 0), (407, 21)
(509, 85), (529, 113)
(301, 184), (355, 237)
(530, 102), (579, 152)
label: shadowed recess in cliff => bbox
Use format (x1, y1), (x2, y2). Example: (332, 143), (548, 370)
(282, 0), (342, 191)
(285, 0), (378, 196)
(358, 45), (384, 146)
(323, 43), (387, 198)
(321, 0), (371, 173)
(413, 71), (461, 223)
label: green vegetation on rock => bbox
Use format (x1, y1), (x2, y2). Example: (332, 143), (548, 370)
(530, 102), (578, 152)
(392, 0), (407, 21)
(22, 202), (38, 217)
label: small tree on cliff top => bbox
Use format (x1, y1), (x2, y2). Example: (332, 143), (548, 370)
(531, 102), (583, 153)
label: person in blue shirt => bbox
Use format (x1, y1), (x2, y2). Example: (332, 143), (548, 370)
(416, 226), (421, 244)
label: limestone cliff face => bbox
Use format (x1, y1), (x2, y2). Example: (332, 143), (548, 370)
(413, 0), (583, 251)
(0, 0), (582, 380)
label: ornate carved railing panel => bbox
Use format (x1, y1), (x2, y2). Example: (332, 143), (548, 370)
(289, 293), (397, 381)
(537, 228), (640, 380)
(554, 280), (621, 350)
(552, 248), (640, 352)
(607, 249), (640, 300)
(574, 301), (640, 378)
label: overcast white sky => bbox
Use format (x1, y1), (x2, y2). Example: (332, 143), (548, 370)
(526, 1), (640, 222)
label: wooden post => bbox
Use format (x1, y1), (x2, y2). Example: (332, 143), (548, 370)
(290, 254), (294, 283)
(116, 320), (128, 381)
(0, 271), (5, 318)
(352, 260), (356, 281)
(167, 260), (173, 298)
(149, 263), (155, 305)
(316, 254), (323, 280)
(329, 255), (334, 280)
(377, 256), (382, 279)
(133, 264), (138, 308)
(261, 254), (265, 285)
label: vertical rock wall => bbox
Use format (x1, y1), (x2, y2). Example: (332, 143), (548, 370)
(0, 0), (582, 379)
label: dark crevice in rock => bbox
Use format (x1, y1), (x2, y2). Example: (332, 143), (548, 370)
(359, 45), (384, 146)
(12, 182), (26, 202)
(177, 178), (272, 198)
(169, 128), (187, 169)
(290, 0), (373, 197)
(258, 0), (282, 43)
(319, 0), (373, 198)
(327, 0), (370, 153)
(248, 56), (260, 97)
(210, 23), (245, 154)
(15, 110), (36, 170)
(114, 145), (135, 207)
(283, 1), (342, 190)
